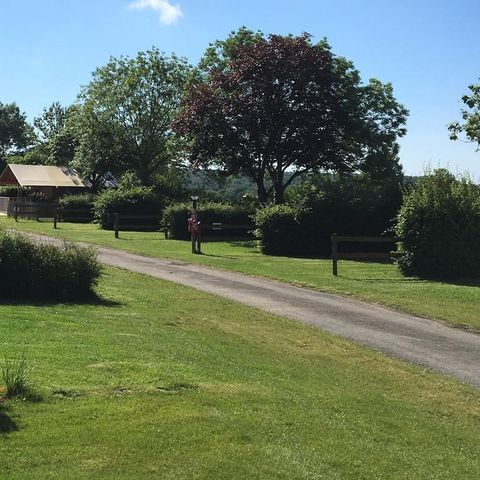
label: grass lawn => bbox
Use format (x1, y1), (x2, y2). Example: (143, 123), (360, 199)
(1, 267), (479, 479)
(3, 217), (480, 331)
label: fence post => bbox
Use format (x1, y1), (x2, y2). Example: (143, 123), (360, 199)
(14, 204), (19, 222)
(114, 213), (119, 239)
(331, 233), (338, 276)
(197, 222), (202, 254)
(53, 206), (58, 229)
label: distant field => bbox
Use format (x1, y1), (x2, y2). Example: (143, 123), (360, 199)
(1, 267), (479, 479)
(2, 217), (480, 331)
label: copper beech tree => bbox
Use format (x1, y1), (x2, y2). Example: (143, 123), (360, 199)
(175, 31), (408, 204)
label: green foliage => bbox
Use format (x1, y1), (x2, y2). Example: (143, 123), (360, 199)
(0, 102), (35, 159)
(93, 187), (164, 229)
(80, 48), (191, 185)
(176, 30), (407, 204)
(449, 83), (480, 149)
(163, 202), (253, 239)
(59, 193), (95, 210)
(254, 205), (299, 255)
(0, 230), (101, 300)
(0, 185), (19, 197)
(256, 175), (402, 256)
(1, 357), (31, 399)
(59, 193), (95, 222)
(395, 169), (480, 279)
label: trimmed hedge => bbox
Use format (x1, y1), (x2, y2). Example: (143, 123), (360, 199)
(256, 177), (401, 256)
(93, 187), (164, 230)
(59, 193), (95, 222)
(0, 230), (102, 300)
(395, 169), (480, 279)
(163, 202), (253, 240)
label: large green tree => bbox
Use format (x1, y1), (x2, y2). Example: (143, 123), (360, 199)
(175, 30), (408, 204)
(80, 48), (191, 185)
(70, 102), (120, 192)
(31, 102), (77, 166)
(0, 102), (34, 161)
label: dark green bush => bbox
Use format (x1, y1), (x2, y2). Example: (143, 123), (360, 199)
(254, 206), (299, 255)
(163, 202), (254, 240)
(59, 193), (95, 222)
(0, 230), (102, 300)
(0, 186), (19, 197)
(256, 175), (402, 256)
(395, 169), (480, 279)
(59, 193), (95, 210)
(93, 187), (164, 229)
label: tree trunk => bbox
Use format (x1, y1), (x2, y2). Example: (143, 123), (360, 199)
(256, 178), (269, 205)
(273, 182), (285, 205)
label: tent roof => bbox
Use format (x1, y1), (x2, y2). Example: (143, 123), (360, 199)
(0, 164), (86, 188)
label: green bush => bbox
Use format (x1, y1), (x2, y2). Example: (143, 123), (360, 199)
(0, 186), (19, 197)
(254, 206), (299, 255)
(395, 169), (480, 279)
(0, 230), (102, 300)
(256, 175), (402, 256)
(59, 193), (95, 222)
(163, 202), (253, 240)
(93, 187), (164, 229)
(1, 357), (31, 399)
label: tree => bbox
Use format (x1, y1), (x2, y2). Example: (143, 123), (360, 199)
(70, 102), (120, 193)
(80, 48), (191, 185)
(32, 102), (77, 166)
(449, 83), (480, 148)
(0, 102), (34, 160)
(175, 31), (408, 204)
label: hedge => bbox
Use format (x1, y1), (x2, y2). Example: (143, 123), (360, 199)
(0, 230), (102, 300)
(163, 202), (254, 240)
(256, 177), (401, 256)
(93, 187), (164, 230)
(395, 169), (480, 279)
(58, 193), (95, 223)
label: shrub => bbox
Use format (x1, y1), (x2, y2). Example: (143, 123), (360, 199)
(0, 186), (19, 197)
(1, 357), (31, 399)
(59, 193), (95, 222)
(255, 175), (402, 256)
(93, 187), (164, 229)
(0, 230), (102, 300)
(163, 202), (254, 240)
(59, 193), (95, 210)
(254, 205), (299, 255)
(395, 169), (480, 279)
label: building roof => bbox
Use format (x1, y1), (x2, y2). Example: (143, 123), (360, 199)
(0, 164), (86, 188)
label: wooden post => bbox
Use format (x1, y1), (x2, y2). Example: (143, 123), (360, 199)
(332, 233), (338, 276)
(114, 213), (119, 239)
(197, 222), (202, 254)
(14, 204), (18, 222)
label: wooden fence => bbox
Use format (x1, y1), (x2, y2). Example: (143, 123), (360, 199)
(331, 234), (399, 276)
(112, 213), (161, 238)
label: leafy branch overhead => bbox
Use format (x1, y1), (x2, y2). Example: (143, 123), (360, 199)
(449, 83), (480, 148)
(174, 29), (408, 204)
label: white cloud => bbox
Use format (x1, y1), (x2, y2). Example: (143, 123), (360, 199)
(129, 0), (182, 25)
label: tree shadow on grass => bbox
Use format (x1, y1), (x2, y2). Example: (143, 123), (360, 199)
(0, 407), (19, 435)
(0, 294), (123, 308)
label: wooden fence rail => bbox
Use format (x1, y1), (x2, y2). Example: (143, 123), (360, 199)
(112, 213), (161, 239)
(331, 234), (399, 276)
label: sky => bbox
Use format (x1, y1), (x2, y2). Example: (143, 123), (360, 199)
(1, 0), (480, 177)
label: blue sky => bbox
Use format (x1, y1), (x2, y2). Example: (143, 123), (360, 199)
(1, 0), (480, 176)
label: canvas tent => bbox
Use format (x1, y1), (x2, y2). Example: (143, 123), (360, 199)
(0, 164), (86, 189)
(0, 164), (87, 215)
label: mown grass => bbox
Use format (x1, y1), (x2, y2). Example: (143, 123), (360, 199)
(0, 267), (479, 479)
(3, 217), (480, 331)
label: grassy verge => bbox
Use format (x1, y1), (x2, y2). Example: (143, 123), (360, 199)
(1, 267), (479, 479)
(2, 217), (480, 330)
